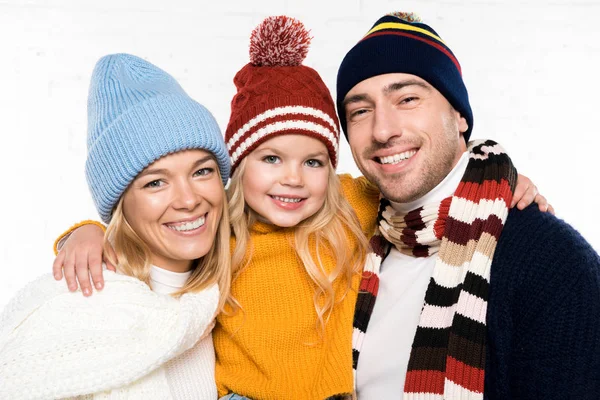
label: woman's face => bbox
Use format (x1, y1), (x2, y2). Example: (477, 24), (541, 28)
(122, 149), (224, 272)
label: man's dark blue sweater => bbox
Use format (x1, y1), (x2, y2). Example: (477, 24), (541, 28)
(485, 204), (600, 399)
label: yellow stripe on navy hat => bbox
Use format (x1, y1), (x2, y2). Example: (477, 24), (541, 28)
(365, 22), (447, 46)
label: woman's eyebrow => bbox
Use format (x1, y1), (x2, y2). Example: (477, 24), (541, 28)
(191, 155), (216, 168)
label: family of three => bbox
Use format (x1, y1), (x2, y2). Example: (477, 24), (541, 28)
(1, 12), (598, 400)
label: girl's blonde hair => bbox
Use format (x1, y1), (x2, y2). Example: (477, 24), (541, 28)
(103, 177), (232, 312)
(228, 157), (368, 335)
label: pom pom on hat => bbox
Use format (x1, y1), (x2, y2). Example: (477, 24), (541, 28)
(386, 11), (422, 23)
(249, 16), (312, 66)
(225, 16), (340, 173)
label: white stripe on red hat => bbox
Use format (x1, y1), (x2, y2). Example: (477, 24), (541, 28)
(227, 105), (338, 151)
(229, 119), (338, 166)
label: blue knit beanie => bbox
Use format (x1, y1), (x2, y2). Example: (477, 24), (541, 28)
(336, 12), (473, 142)
(86, 53), (231, 223)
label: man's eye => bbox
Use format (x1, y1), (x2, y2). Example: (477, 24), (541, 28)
(144, 180), (162, 188)
(347, 108), (371, 123)
(400, 96), (418, 104)
(263, 155), (280, 164)
(350, 109), (368, 118)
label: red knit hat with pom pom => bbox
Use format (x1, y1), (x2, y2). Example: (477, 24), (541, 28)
(225, 16), (340, 173)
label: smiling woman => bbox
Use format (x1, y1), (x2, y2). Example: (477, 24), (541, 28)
(118, 150), (226, 276)
(0, 54), (231, 399)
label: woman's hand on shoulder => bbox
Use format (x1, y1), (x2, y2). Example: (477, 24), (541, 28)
(52, 224), (117, 296)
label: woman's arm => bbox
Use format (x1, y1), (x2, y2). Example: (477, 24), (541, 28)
(0, 272), (219, 399)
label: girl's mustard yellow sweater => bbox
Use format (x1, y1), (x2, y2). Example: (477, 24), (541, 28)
(214, 175), (379, 399)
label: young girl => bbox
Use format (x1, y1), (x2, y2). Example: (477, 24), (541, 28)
(1, 53), (231, 399)
(53, 17), (550, 400)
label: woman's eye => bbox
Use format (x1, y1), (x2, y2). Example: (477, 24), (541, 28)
(305, 159), (323, 168)
(144, 180), (163, 188)
(263, 155), (280, 164)
(194, 168), (214, 177)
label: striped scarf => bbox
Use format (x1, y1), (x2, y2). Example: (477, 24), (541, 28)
(352, 140), (517, 399)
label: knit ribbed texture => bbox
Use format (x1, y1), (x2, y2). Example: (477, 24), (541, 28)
(213, 175), (379, 399)
(352, 140), (516, 399)
(336, 12), (473, 142)
(485, 205), (600, 399)
(0, 272), (219, 399)
(225, 16), (340, 173)
(164, 335), (218, 399)
(86, 53), (230, 223)
(379, 197), (451, 257)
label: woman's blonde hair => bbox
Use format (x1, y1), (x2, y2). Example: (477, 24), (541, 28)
(103, 173), (232, 312)
(228, 157), (368, 335)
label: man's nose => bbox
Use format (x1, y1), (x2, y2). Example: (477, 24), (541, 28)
(372, 105), (402, 144)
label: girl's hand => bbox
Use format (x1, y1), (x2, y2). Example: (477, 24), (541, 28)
(512, 173), (555, 214)
(52, 224), (116, 296)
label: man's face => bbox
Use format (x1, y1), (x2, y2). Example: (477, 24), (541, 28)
(343, 73), (468, 203)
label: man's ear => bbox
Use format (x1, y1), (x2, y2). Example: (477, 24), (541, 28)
(455, 110), (468, 134)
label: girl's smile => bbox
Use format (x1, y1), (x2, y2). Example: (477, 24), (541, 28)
(241, 134), (330, 228)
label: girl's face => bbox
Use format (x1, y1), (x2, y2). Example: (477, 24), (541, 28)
(122, 149), (224, 272)
(242, 135), (330, 228)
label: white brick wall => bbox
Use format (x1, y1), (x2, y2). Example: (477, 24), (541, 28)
(1, 0), (599, 307)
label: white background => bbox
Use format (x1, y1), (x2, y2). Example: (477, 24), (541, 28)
(2, 0), (599, 308)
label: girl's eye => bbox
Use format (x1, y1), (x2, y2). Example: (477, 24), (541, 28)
(193, 168), (214, 177)
(305, 159), (323, 168)
(144, 180), (163, 188)
(263, 155), (280, 164)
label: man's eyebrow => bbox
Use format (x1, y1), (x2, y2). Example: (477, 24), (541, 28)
(343, 79), (431, 108)
(343, 94), (371, 108)
(383, 79), (431, 95)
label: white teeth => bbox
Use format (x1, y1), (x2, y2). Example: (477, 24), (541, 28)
(272, 195), (302, 203)
(167, 216), (206, 232)
(379, 150), (417, 165)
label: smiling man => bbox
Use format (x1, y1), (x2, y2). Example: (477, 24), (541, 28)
(336, 12), (600, 399)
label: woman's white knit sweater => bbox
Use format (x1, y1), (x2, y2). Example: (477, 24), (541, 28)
(0, 268), (219, 399)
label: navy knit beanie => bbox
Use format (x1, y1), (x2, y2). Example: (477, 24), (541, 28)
(86, 54), (231, 223)
(336, 12), (473, 142)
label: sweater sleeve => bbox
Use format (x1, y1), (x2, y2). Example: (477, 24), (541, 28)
(53, 219), (106, 255)
(486, 205), (600, 399)
(338, 174), (380, 237)
(0, 272), (219, 399)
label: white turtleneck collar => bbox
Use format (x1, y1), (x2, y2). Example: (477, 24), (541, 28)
(149, 265), (192, 295)
(389, 151), (469, 214)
